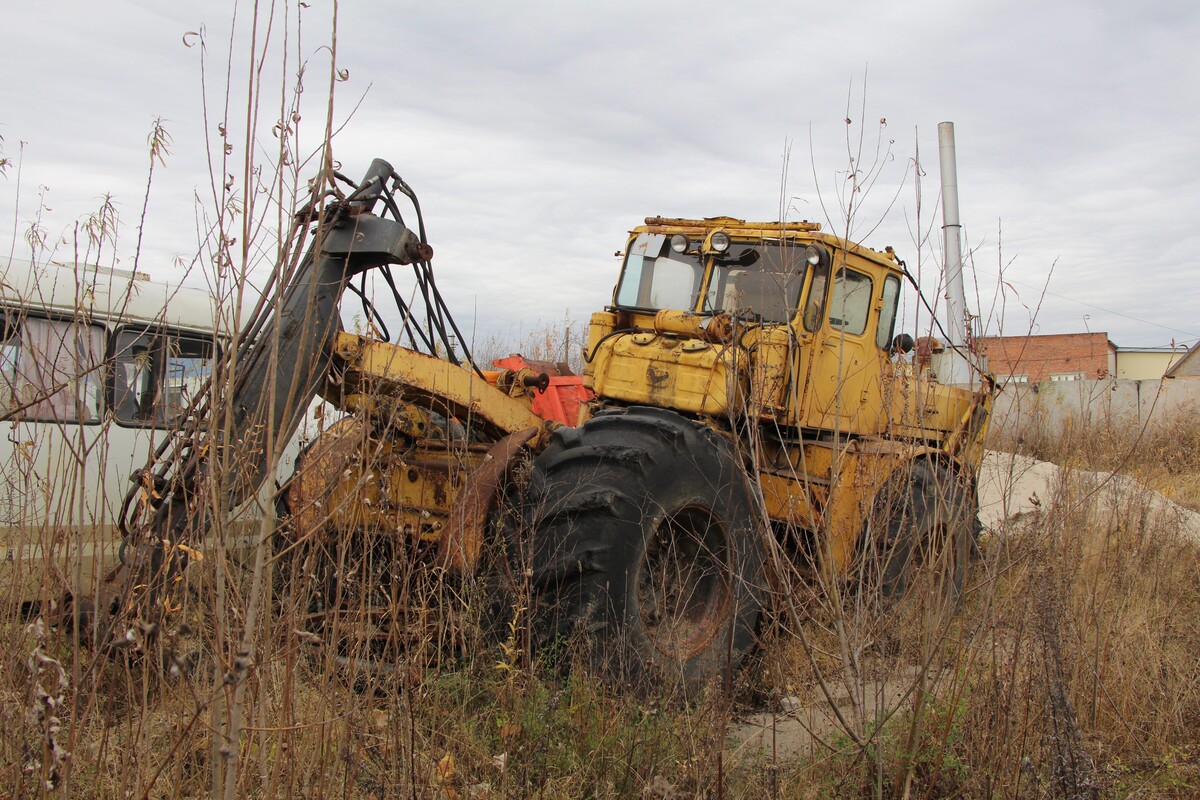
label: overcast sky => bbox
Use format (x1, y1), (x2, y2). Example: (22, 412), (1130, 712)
(2, 1), (1197, 351)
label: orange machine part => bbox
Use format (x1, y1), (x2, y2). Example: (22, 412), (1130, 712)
(492, 355), (593, 427)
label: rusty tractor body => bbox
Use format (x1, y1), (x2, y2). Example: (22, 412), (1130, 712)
(522, 217), (992, 693)
(74, 162), (989, 694)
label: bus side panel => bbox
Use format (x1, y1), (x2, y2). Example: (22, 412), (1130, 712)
(0, 418), (160, 604)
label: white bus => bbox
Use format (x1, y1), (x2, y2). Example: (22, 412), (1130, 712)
(0, 258), (250, 608)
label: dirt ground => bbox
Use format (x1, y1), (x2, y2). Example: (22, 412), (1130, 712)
(976, 450), (1200, 541)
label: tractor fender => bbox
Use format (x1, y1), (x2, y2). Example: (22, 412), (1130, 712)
(437, 427), (539, 574)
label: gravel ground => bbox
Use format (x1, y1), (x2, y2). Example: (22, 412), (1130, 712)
(731, 451), (1200, 760)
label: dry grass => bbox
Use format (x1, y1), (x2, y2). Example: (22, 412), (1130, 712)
(469, 313), (589, 375)
(3, 4), (1199, 791)
(995, 404), (1200, 513)
(2, 409), (1199, 798)
(0, 592), (730, 798)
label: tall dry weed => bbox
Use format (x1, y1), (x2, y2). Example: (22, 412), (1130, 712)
(3, 24), (1200, 800)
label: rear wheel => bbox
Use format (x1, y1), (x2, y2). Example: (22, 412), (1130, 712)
(870, 460), (974, 607)
(273, 420), (481, 683)
(526, 407), (764, 696)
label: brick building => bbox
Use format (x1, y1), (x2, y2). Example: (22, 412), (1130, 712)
(976, 332), (1116, 384)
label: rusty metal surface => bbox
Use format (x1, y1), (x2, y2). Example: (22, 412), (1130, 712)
(437, 427), (537, 574)
(642, 216), (822, 234)
(329, 333), (550, 446)
(286, 417), (369, 539)
(285, 416), (491, 545)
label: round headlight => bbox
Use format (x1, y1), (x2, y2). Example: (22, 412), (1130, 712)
(804, 243), (826, 266)
(710, 231), (730, 253)
(670, 234), (690, 254)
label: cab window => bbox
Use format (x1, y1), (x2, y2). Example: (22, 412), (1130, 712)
(826, 268), (873, 336)
(708, 242), (808, 323)
(876, 275), (901, 349)
(802, 260), (831, 331)
(614, 233), (705, 311)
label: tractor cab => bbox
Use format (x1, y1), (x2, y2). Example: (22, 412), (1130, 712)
(584, 216), (961, 440)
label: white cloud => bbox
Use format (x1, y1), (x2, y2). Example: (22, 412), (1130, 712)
(1, 0), (1197, 349)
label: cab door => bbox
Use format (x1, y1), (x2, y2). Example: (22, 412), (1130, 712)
(802, 266), (878, 434)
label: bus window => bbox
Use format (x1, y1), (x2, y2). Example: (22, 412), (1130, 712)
(0, 316), (18, 412)
(0, 314), (104, 423)
(112, 329), (216, 426)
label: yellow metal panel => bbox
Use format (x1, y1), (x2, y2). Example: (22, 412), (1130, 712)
(632, 219), (903, 275)
(882, 365), (976, 450)
(754, 436), (925, 577)
(586, 311), (616, 360)
(287, 416), (487, 544)
(745, 326), (792, 416)
(820, 442), (915, 575)
(588, 332), (742, 416)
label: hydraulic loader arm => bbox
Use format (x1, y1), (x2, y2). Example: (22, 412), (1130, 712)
(98, 159), (436, 630)
(207, 159), (433, 513)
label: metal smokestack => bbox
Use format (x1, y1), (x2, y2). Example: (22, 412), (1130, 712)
(928, 121), (982, 386)
(938, 121), (968, 348)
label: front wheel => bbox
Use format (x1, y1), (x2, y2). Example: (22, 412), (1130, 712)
(525, 407), (765, 696)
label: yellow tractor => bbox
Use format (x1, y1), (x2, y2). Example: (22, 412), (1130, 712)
(523, 216), (992, 692)
(86, 161), (990, 695)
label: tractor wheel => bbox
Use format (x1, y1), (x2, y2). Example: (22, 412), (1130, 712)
(273, 423), (454, 684)
(526, 406), (765, 696)
(870, 460), (974, 606)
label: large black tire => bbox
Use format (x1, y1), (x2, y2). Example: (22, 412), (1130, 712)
(526, 406), (765, 696)
(869, 460), (974, 607)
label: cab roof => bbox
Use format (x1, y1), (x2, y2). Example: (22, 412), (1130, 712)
(634, 216), (904, 273)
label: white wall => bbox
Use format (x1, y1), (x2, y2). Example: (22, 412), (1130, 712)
(988, 377), (1200, 438)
